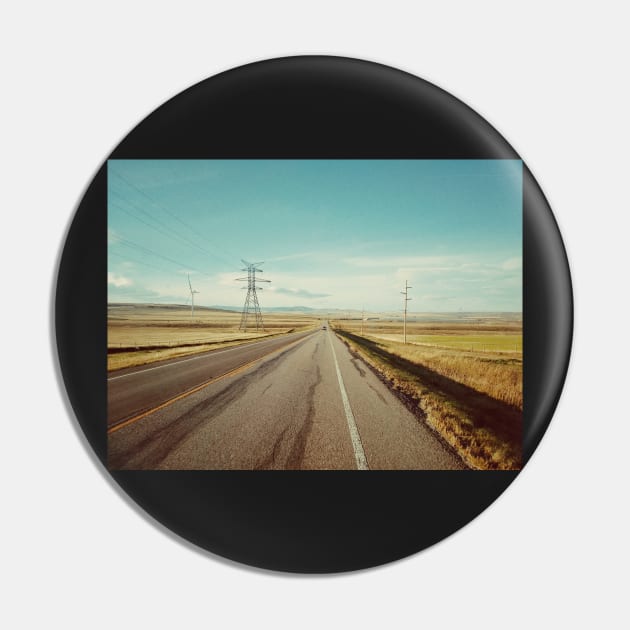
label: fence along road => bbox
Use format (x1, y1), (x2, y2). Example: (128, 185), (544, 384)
(108, 325), (464, 470)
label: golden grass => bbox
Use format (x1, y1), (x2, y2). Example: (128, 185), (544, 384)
(374, 341), (522, 409)
(108, 304), (319, 371)
(333, 323), (522, 470)
(109, 337), (275, 371)
(340, 320), (522, 407)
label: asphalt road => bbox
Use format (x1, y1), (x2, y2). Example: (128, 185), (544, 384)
(108, 330), (315, 427)
(108, 325), (464, 470)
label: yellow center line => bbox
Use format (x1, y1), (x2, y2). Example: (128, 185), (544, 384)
(107, 333), (313, 435)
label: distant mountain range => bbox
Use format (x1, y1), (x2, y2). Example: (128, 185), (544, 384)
(108, 302), (521, 321)
(209, 305), (352, 314)
(108, 302), (239, 314)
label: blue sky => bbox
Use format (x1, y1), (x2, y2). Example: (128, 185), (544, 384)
(107, 160), (522, 312)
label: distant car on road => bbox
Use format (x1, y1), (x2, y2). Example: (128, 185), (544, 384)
(322, 325), (327, 330)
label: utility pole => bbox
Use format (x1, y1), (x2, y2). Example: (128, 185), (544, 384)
(401, 280), (412, 344)
(361, 305), (364, 336)
(188, 274), (199, 320)
(236, 260), (270, 331)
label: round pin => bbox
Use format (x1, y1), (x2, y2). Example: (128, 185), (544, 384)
(55, 56), (572, 572)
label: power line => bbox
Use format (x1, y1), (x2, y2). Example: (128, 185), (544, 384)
(116, 237), (215, 278)
(110, 190), (199, 244)
(108, 167), (238, 267)
(108, 251), (178, 276)
(109, 199), (204, 253)
(110, 190), (234, 267)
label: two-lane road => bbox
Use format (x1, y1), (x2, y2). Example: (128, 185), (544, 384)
(108, 330), (316, 427)
(108, 325), (464, 470)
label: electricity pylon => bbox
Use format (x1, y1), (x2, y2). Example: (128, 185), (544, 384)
(236, 260), (270, 331)
(188, 274), (199, 319)
(401, 280), (412, 344)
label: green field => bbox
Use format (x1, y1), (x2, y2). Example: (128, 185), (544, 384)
(372, 333), (522, 353)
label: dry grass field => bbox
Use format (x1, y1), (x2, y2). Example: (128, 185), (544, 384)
(333, 317), (522, 470)
(108, 304), (319, 371)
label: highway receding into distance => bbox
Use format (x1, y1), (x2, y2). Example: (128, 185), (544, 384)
(108, 324), (463, 470)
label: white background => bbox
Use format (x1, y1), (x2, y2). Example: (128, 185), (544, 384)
(2, 2), (628, 628)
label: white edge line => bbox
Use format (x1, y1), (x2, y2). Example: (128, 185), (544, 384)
(328, 330), (369, 470)
(108, 330), (310, 381)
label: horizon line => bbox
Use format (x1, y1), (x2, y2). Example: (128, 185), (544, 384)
(107, 301), (523, 314)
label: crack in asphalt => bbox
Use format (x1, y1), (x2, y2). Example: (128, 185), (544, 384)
(284, 346), (322, 470)
(350, 356), (366, 377)
(254, 424), (290, 470)
(109, 340), (308, 469)
(367, 382), (387, 404)
(349, 349), (386, 402)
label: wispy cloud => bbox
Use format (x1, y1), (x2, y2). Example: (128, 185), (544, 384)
(343, 255), (459, 269)
(107, 272), (132, 287)
(501, 257), (522, 271)
(271, 287), (331, 299)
